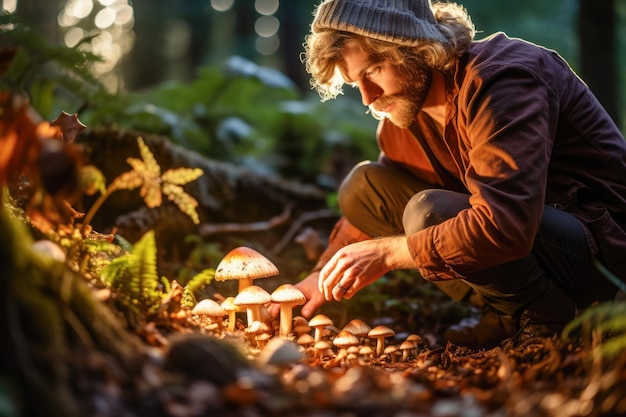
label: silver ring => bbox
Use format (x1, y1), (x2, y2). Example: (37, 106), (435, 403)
(337, 283), (348, 292)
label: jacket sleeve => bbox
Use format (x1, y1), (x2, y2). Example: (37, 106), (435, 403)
(408, 65), (559, 280)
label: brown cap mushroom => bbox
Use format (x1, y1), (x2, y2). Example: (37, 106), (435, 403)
(399, 340), (415, 362)
(271, 284), (306, 338)
(233, 285), (271, 327)
(215, 246), (279, 293)
(342, 318), (372, 341)
(368, 325), (396, 358)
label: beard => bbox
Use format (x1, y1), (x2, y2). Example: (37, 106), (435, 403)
(369, 62), (432, 129)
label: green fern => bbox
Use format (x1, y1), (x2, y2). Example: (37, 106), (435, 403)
(181, 268), (216, 309)
(101, 230), (164, 325)
(563, 301), (626, 359)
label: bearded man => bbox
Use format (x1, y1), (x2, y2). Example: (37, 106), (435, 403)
(276, 0), (626, 347)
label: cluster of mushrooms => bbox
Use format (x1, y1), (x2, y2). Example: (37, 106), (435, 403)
(190, 246), (426, 366)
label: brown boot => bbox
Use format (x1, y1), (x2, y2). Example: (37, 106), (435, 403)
(444, 309), (516, 349)
(514, 282), (576, 347)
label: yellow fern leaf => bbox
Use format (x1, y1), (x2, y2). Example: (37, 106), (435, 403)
(161, 167), (203, 185)
(126, 157), (147, 174)
(137, 137), (161, 178)
(163, 183), (200, 224)
(140, 178), (162, 208)
(111, 171), (143, 190)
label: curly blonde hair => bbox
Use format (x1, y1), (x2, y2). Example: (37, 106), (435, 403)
(303, 2), (476, 101)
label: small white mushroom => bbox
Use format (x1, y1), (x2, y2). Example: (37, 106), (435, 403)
(192, 299), (225, 330)
(220, 297), (240, 332)
(233, 285), (271, 326)
(368, 325), (396, 358)
(308, 314), (333, 343)
(271, 284), (306, 337)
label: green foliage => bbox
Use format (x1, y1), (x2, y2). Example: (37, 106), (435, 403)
(0, 13), (105, 119)
(101, 230), (166, 326)
(82, 61), (378, 184)
(181, 268), (216, 309)
(563, 301), (626, 359)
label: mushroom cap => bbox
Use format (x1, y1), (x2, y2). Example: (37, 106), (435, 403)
(384, 345), (399, 354)
(192, 298), (225, 317)
(368, 325), (396, 339)
(333, 330), (360, 348)
(246, 320), (271, 334)
(297, 333), (315, 346)
(271, 284), (306, 305)
(308, 314), (333, 328)
(215, 246), (279, 282)
(399, 340), (415, 350)
(342, 318), (372, 338)
(406, 333), (424, 345)
(220, 296), (240, 312)
(313, 340), (331, 350)
(234, 285), (271, 306)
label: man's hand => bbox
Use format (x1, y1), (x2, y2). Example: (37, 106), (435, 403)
(318, 235), (415, 302)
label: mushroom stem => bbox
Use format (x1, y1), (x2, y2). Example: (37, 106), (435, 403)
(375, 337), (385, 358)
(278, 304), (293, 337)
(248, 305), (260, 326)
(227, 311), (237, 331)
(238, 278), (253, 293)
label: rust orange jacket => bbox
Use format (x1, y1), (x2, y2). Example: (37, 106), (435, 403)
(378, 33), (626, 282)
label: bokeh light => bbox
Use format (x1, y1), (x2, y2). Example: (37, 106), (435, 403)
(211, 0), (235, 12)
(255, 0), (279, 16)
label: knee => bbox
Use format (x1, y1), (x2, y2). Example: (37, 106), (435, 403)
(337, 161), (377, 216)
(403, 189), (468, 234)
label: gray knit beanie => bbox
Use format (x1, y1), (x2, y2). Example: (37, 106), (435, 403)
(312, 0), (446, 46)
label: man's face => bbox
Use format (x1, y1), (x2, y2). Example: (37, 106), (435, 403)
(341, 42), (432, 128)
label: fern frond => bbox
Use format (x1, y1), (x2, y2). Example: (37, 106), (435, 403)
(181, 268), (215, 309)
(137, 137), (161, 178)
(110, 170), (143, 190)
(128, 230), (162, 313)
(101, 255), (131, 286)
(161, 167), (203, 185)
(81, 239), (119, 255)
(162, 183), (200, 224)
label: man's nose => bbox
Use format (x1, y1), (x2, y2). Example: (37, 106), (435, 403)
(358, 79), (382, 106)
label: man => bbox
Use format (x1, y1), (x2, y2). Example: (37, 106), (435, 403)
(284, 0), (626, 347)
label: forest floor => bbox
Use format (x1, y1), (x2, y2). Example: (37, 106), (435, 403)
(72, 271), (626, 417)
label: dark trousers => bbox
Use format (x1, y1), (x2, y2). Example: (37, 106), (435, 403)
(338, 161), (617, 318)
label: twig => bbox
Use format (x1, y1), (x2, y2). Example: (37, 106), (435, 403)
(272, 208), (337, 255)
(198, 204), (294, 237)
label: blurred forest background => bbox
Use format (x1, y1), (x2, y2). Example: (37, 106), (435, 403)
(3, 0), (626, 188)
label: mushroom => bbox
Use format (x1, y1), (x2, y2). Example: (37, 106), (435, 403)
(191, 299), (225, 330)
(367, 325), (396, 358)
(270, 284), (306, 338)
(313, 340), (331, 360)
(246, 320), (271, 349)
(215, 246), (279, 293)
(308, 314), (333, 343)
(293, 317), (311, 338)
(233, 285), (271, 326)
(405, 333), (424, 356)
(399, 340), (415, 362)
(220, 297), (240, 332)
(342, 318), (371, 342)
(384, 345), (399, 364)
(333, 330), (360, 366)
